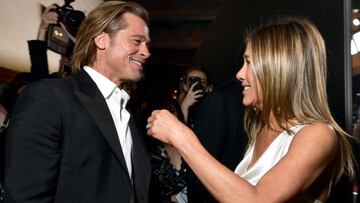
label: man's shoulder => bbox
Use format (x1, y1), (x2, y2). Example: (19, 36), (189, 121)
(21, 75), (80, 100)
(30, 76), (72, 88)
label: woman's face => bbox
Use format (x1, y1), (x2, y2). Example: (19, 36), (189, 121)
(185, 70), (208, 91)
(236, 45), (263, 109)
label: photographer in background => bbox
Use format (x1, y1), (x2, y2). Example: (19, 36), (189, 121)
(28, 2), (84, 80)
(28, 4), (56, 80)
(177, 65), (211, 128)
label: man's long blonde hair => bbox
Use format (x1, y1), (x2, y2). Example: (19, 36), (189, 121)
(243, 17), (355, 182)
(71, 1), (149, 72)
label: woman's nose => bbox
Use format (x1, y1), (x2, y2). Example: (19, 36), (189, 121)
(236, 65), (246, 82)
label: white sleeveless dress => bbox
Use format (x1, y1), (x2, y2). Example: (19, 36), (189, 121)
(234, 124), (323, 203)
(234, 124), (305, 184)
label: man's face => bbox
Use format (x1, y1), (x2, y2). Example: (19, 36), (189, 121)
(99, 12), (150, 84)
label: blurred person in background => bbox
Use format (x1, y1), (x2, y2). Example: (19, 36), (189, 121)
(141, 93), (188, 203)
(177, 65), (211, 129)
(186, 78), (248, 203)
(28, 3), (82, 80)
(0, 81), (11, 203)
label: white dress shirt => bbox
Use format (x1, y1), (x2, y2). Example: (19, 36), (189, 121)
(84, 66), (133, 177)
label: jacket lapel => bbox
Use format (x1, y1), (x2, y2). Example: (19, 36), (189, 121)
(72, 70), (130, 176)
(128, 115), (150, 198)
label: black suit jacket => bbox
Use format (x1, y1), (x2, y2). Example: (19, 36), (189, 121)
(4, 70), (150, 203)
(186, 78), (248, 203)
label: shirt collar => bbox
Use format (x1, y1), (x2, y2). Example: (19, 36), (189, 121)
(83, 66), (130, 105)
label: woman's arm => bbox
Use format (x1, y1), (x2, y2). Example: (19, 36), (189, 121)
(37, 5), (58, 41)
(147, 110), (338, 202)
(180, 83), (204, 122)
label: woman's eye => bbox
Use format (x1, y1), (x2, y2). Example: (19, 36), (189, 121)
(243, 58), (251, 65)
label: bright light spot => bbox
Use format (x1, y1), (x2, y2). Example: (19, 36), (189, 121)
(353, 19), (360, 26)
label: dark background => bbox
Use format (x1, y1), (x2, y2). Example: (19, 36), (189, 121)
(0, 0), (356, 200)
(132, 0), (355, 201)
(132, 0), (352, 130)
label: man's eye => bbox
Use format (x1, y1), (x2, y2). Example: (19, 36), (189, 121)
(133, 39), (141, 45)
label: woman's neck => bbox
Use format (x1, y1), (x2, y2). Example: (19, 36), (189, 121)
(267, 110), (299, 132)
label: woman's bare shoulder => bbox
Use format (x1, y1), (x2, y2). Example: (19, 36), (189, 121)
(297, 123), (337, 140)
(291, 122), (338, 157)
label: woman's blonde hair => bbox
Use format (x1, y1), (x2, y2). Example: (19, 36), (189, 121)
(243, 17), (355, 182)
(71, 1), (149, 72)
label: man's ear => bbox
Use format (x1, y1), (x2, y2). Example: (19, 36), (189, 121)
(94, 32), (107, 50)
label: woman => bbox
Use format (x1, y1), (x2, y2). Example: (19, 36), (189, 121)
(147, 17), (355, 202)
(143, 94), (188, 203)
(177, 65), (211, 128)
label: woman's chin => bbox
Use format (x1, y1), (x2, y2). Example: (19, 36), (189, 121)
(242, 99), (252, 106)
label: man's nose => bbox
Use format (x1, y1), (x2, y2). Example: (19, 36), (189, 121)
(141, 43), (150, 59)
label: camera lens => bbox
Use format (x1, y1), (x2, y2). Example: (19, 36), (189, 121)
(62, 10), (85, 35)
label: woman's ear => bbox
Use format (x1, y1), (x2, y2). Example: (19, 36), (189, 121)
(94, 32), (107, 50)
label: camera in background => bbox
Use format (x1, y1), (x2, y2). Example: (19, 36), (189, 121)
(47, 0), (85, 56)
(51, 2), (85, 36)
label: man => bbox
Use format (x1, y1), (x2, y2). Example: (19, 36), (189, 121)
(4, 1), (151, 202)
(186, 78), (248, 202)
